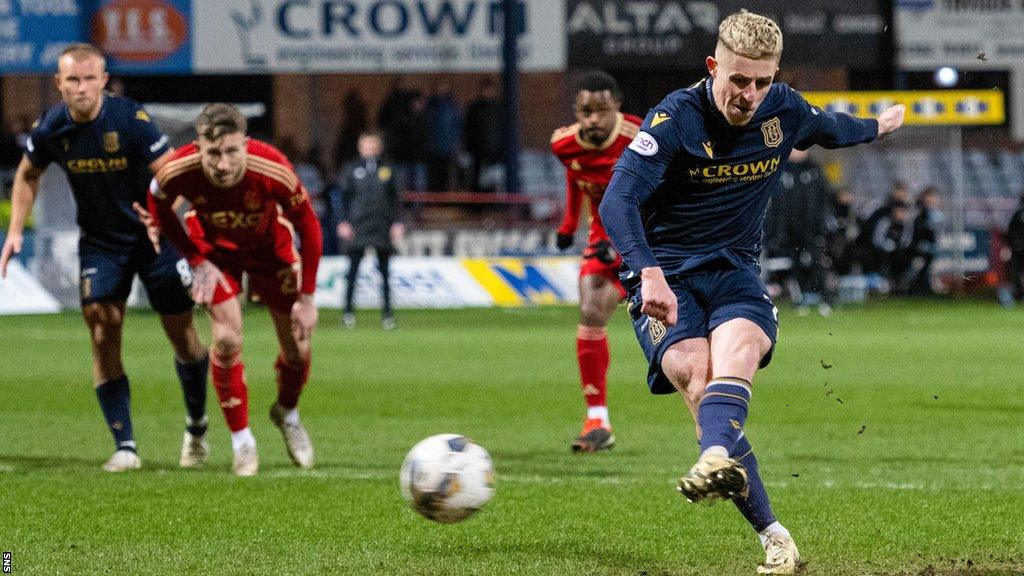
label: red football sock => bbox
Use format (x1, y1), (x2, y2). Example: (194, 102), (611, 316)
(275, 352), (310, 410)
(577, 325), (609, 409)
(211, 351), (249, 432)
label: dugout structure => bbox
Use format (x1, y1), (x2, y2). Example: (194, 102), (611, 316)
(804, 90), (1008, 294)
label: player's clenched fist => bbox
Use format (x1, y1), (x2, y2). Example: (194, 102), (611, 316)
(876, 104), (905, 138)
(640, 266), (678, 326)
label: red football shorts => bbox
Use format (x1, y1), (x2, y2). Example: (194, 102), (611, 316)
(580, 255), (626, 299)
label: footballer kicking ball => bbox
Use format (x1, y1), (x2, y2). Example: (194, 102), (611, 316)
(400, 434), (494, 523)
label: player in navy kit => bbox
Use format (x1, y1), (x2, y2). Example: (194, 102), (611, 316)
(599, 11), (905, 574)
(0, 44), (210, 473)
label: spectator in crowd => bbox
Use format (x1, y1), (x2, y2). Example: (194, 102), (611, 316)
(424, 80), (463, 192)
(378, 79), (427, 192)
(1004, 191), (1024, 302)
(859, 181), (910, 287)
(868, 200), (912, 293)
(908, 187), (944, 295)
(334, 89), (369, 168)
(332, 129), (404, 330)
(463, 78), (503, 192)
(765, 149), (834, 315)
(827, 186), (861, 276)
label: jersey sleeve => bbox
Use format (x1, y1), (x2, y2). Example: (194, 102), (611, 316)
(24, 119), (53, 168)
(792, 90), (879, 151)
(271, 171), (323, 295)
(148, 176), (214, 265)
(557, 171), (583, 236)
(130, 104), (170, 164)
(599, 103), (684, 272)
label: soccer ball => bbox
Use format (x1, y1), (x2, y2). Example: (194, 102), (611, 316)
(399, 434), (494, 523)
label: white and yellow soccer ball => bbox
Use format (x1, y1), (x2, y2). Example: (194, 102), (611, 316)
(399, 434), (494, 523)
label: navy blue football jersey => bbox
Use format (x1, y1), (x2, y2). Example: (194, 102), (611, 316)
(601, 79), (878, 280)
(26, 94), (170, 250)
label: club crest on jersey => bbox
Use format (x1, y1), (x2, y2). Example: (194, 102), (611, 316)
(648, 316), (667, 345)
(135, 110), (151, 122)
(570, 160), (582, 171)
(629, 131), (659, 156)
(243, 190), (261, 210)
(103, 131), (120, 153)
(702, 141), (714, 159)
(761, 117), (783, 148)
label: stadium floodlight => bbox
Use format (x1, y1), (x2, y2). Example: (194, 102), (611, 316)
(934, 67), (959, 88)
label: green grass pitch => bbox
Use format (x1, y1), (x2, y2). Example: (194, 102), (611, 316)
(1, 301), (1022, 575)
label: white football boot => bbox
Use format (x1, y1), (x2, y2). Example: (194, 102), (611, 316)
(757, 532), (802, 575)
(102, 449), (141, 472)
(231, 443), (259, 477)
(677, 452), (749, 503)
(179, 431), (210, 468)
(269, 403), (315, 469)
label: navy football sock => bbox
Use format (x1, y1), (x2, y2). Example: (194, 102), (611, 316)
(697, 377), (751, 454)
(96, 376), (136, 452)
(730, 435), (777, 532)
(175, 355), (209, 436)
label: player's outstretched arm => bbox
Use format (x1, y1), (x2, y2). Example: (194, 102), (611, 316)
(876, 104), (906, 139)
(1, 157), (45, 278)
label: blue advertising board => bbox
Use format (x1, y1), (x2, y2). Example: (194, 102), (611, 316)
(0, 0), (191, 74)
(0, 0), (85, 73)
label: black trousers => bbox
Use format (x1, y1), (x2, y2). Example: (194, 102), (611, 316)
(344, 245), (393, 315)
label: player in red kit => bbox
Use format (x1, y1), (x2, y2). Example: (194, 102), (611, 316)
(551, 72), (642, 452)
(140, 104), (323, 476)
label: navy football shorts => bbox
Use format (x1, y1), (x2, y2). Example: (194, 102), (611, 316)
(79, 238), (194, 314)
(626, 266), (778, 394)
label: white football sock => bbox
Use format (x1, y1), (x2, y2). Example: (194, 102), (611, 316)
(758, 522), (791, 548)
(587, 406), (610, 427)
(282, 407), (300, 426)
(701, 445), (729, 460)
(231, 428), (256, 451)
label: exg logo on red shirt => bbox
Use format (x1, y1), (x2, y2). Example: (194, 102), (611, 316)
(92, 0), (188, 62)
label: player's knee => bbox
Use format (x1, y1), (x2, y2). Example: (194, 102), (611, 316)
(280, 349), (309, 367)
(579, 302), (606, 326)
(212, 335), (241, 360)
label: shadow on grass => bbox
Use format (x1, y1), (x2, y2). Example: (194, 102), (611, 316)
(0, 453), (185, 473)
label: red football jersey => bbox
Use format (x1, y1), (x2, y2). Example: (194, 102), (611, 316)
(551, 112), (642, 244)
(149, 139), (322, 295)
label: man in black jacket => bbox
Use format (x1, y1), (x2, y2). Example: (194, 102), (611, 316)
(332, 129), (405, 329)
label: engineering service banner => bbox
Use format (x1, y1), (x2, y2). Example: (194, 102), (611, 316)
(192, 0), (566, 73)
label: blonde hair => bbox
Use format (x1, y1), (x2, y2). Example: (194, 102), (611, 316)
(59, 43), (106, 66)
(717, 9), (783, 60)
(195, 103), (247, 141)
